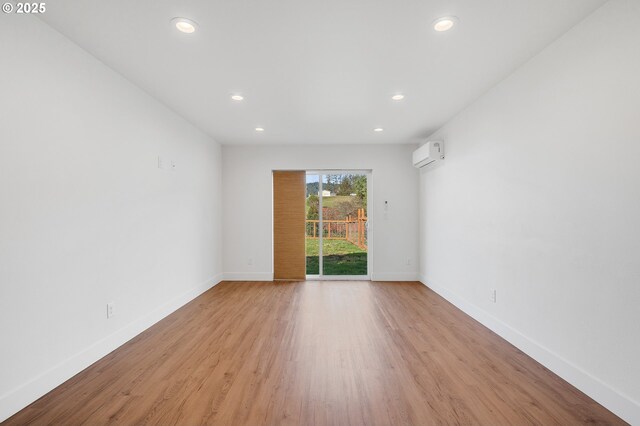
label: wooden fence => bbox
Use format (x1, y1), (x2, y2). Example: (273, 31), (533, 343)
(305, 208), (367, 249)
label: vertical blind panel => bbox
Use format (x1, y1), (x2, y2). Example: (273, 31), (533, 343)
(273, 171), (306, 280)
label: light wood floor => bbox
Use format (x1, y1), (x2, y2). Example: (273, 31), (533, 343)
(4, 281), (624, 425)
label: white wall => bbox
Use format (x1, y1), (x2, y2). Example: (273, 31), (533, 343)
(418, 0), (640, 423)
(0, 16), (223, 421)
(222, 144), (419, 281)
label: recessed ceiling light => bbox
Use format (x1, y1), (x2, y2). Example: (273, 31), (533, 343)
(255, 127), (265, 132)
(374, 128), (384, 132)
(171, 17), (198, 34)
(392, 94), (405, 101)
(433, 16), (458, 32)
(231, 95), (244, 101)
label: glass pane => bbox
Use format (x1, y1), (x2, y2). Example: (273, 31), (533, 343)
(305, 174), (320, 275)
(321, 173), (367, 275)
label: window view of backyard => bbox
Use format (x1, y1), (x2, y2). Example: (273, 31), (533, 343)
(306, 173), (368, 276)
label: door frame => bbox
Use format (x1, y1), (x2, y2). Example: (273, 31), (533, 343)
(305, 170), (372, 281)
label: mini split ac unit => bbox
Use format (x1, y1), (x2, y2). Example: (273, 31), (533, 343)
(412, 141), (444, 168)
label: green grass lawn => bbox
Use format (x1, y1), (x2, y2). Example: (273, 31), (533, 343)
(306, 239), (367, 275)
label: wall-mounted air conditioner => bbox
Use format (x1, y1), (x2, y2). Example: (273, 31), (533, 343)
(412, 141), (444, 168)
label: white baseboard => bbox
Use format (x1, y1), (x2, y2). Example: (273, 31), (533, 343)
(419, 276), (640, 425)
(223, 272), (418, 282)
(371, 272), (418, 281)
(223, 272), (274, 281)
(0, 273), (223, 423)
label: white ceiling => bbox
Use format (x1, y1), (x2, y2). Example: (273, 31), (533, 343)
(39, 0), (606, 145)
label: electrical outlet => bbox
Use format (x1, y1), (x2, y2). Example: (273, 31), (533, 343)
(406, 258), (411, 266)
(158, 156), (165, 169)
(247, 257), (253, 266)
(490, 289), (497, 303)
(107, 303), (115, 318)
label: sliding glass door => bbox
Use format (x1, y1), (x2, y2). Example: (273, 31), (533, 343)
(306, 171), (369, 279)
(305, 174), (320, 275)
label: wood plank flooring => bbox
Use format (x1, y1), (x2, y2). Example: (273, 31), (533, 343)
(3, 281), (624, 425)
